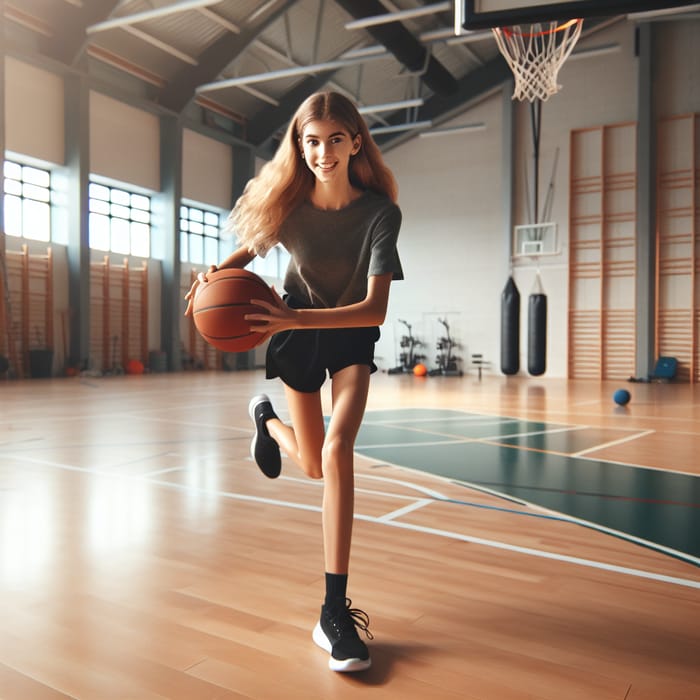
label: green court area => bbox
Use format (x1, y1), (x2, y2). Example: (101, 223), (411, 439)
(356, 409), (700, 562)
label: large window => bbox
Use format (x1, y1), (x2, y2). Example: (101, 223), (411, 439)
(3, 160), (51, 241)
(180, 204), (221, 266)
(89, 182), (151, 257)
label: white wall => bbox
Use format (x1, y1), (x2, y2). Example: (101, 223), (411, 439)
(383, 94), (507, 374)
(90, 91), (160, 192)
(5, 57), (65, 165)
(655, 21), (700, 117)
(182, 129), (233, 210)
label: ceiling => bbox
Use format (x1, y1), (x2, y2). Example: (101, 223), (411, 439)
(3, 1), (700, 156)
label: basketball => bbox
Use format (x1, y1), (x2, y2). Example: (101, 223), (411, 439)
(613, 389), (631, 406)
(413, 363), (428, 377)
(192, 268), (275, 353)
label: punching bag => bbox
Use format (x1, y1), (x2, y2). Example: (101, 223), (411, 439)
(528, 274), (547, 376)
(501, 277), (520, 375)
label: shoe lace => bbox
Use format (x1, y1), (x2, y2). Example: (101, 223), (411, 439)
(328, 598), (374, 641)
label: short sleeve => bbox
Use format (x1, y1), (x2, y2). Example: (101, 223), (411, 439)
(369, 204), (404, 281)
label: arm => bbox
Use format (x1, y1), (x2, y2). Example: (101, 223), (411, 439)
(247, 272), (393, 335)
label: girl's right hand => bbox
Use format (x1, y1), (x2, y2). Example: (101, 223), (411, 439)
(184, 264), (218, 316)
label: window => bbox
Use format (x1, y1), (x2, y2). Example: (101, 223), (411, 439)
(89, 182), (151, 257)
(3, 160), (52, 242)
(250, 245), (291, 280)
(180, 204), (221, 266)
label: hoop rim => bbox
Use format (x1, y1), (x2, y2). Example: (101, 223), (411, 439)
(498, 18), (583, 39)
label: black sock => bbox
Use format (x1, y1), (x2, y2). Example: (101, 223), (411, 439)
(324, 572), (348, 607)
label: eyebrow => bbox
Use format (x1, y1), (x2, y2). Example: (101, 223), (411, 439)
(304, 131), (347, 139)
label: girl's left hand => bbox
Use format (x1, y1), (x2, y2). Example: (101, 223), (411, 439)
(245, 286), (298, 337)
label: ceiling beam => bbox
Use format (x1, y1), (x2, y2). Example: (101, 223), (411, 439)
(44, 0), (121, 65)
(158, 0), (300, 113)
(248, 71), (343, 154)
(333, 0), (458, 96)
(374, 54), (512, 150)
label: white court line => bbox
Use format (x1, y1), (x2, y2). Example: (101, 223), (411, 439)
(280, 474), (427, 503)
(356, 473), (451, 500)
(362, 415), (504, 424)
(10, 453), (700, 589)
(142, 466), (184, 477)
(572, 429), (656, 457)
(480, 425), (590, 442)
(378, 499), (433, 522)
(362, 515), (700, 589)
(355, 438), (468, 449)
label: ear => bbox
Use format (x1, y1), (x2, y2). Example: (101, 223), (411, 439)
(351, 134), (362, 155)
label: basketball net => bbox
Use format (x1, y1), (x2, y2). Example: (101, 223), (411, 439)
(492, 19), (583, 102)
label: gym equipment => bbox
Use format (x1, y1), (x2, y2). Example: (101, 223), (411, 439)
(613, 389), (631, 406)
(429, 318), (463, 377)
(528, 272), (547, 376)
(192, 268), (275, 353)
(471, 353), (489, 380)
(528, 292), (547, 376)
(629, 356), (678, 383)
(0, 246), (19, 379)
(104, 334), (124, 375)
(388, 319), (425, 374)
(501, 277), (520, 375)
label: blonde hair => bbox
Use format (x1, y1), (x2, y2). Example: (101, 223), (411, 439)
(228, 91), (398, 256)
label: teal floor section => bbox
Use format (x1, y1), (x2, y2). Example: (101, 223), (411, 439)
(356, 409), (700, 561)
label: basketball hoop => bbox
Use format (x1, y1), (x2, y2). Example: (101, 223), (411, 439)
(492, 19), (583, 102)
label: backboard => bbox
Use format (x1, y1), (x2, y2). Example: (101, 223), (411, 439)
(457, 1), (700, 29)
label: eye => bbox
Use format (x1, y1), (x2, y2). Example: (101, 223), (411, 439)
(306, 138), (319, 146)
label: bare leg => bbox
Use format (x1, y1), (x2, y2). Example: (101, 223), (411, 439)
(266, 365), (369, 573)
(322, 365), (370, 574)
(266, 388), (325, 479)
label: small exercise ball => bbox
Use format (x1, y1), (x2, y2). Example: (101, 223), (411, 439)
(613, 388), (631, 406)
(413, 363), (427, 377)
(126, 359), (145, 375)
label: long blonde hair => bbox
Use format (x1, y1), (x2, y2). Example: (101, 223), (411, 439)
(228, 91), (398, 255)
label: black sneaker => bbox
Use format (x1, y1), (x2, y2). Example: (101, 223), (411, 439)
(247, 394), (281, 479)
(312, 598), (373, 672)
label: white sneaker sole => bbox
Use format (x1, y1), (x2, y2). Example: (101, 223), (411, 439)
(312, 622), (371, 673)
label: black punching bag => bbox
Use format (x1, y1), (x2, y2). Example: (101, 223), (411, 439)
(528, 279), (547, 376)
(501, 277), (520, 375)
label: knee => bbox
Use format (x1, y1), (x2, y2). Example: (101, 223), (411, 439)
(321, 436), (354, 475)
(299, 450), (323, 480)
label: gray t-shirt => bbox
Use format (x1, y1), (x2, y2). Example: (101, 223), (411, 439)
(277, 190), (403, 309)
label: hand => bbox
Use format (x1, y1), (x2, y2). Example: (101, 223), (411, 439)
(245, 286), (297, 339)
(184, 265), (217, 316)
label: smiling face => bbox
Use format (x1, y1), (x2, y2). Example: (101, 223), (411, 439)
(299, 119), (361, 185)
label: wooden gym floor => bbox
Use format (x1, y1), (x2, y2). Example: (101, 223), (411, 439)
(0, 370), (699, 699)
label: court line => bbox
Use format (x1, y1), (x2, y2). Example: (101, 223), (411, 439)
(11, 453), (700, 587)
(479, 425), (590, 442)
(378, 499), (433, 522)
(572, 429), (656, 457)
(356, 438), (469, 449)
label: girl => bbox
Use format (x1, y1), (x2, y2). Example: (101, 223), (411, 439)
(186, 91), (402, 672)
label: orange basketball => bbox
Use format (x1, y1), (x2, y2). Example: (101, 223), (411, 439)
(192, 268), (275, 353)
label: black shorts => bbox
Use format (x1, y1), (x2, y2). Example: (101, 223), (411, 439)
(265, 296), (380, 393)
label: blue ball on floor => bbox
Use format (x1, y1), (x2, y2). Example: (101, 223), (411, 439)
(613, 388), (631, 406)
